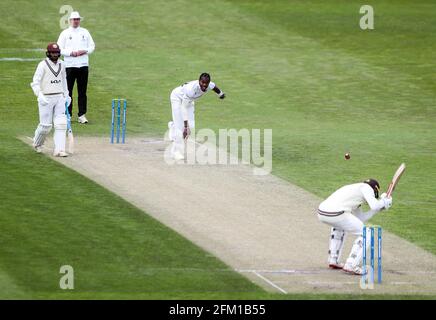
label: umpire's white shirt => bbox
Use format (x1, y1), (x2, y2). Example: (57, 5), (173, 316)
(57, 26), (95, 68)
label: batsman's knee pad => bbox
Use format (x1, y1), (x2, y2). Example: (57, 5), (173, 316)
(54, 114), (67, 130)
(38, 123), (52, 133)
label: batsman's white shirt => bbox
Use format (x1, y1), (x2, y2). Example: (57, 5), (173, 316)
(57, 26), (95, 68)
(171, 80), (216, 102)
(30, 58), (68, 96)
(318, 183), (385, 236)
(319, 183), (384, 214)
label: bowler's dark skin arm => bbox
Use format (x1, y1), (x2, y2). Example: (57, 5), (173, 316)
(213, 86), (225, 99)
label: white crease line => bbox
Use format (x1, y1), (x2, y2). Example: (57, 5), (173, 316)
(253, 271), (287, 294)
(308, 281), (418, 286)
(238, 269), (436, 275)
(307, 281), (356, 285)
(238, 269), (326, 275)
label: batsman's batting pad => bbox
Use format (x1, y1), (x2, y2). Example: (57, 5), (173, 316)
(54, 114), (67, 153)
(33, 123), (52, 147)
(329, 228), (346, 263)
(345, 230), (371, 269)
(54, 114), (67, 130)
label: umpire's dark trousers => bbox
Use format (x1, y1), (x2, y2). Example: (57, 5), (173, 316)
(66, 66), (88, 117)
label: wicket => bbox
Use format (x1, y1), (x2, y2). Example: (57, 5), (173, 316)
(362, 225), (382, 284)
(111, 99), (127, 143)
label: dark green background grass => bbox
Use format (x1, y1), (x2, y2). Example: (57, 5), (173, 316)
(0, 0), (435, 298)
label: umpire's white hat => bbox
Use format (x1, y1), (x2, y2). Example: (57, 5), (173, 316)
(69, 11), (82, 20)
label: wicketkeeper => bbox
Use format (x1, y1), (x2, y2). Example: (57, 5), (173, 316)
(168, 73), (225, 160)
(30, 43), (71, 157)
(317, 179), (393, 275)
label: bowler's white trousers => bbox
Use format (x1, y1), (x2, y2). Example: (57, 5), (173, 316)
(169, 92), (195, 156)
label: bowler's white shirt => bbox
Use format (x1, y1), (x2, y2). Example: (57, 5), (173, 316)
(57, 26), (95, 68)
(171, 80), (216, 101)
(319, 183), (384, 213)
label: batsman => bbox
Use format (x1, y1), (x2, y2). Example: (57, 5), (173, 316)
(317, 179), (393, 275)
(30, 43), (71, 156)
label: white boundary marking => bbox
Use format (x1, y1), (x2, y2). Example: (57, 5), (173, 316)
(0, 57), (40, 61)
(252, 271), (287, 294)
(0, 48), (44, 52)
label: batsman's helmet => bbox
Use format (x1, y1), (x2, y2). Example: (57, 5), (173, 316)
(364, 178), (380, 199)
(46, 42), (61, 61)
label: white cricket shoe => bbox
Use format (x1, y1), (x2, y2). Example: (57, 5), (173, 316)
(173, 151), (185, 160)
(53, 151), (69, 157)
(33, 144), (43, 153)
(78, 115), (88, 124)
(343, 265), (364, 275)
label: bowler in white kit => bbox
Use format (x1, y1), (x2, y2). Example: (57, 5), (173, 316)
(317, 179), (393, 275)
(30, 43), (71, 157)
(168, 73), (225, 160)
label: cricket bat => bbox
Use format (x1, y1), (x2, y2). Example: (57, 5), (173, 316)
(184, 134), (189, 162)
(65, 102), (74, 154)
(386, 163), (406, 197)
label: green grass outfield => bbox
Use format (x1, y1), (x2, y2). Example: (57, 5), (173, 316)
(0, 0), (435, 298)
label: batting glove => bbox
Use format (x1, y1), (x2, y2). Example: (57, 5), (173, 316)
(382, 197), (393, 210)
(64, 95), (72, 107)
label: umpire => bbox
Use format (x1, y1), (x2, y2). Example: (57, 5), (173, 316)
(58, 11), (95, 124)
